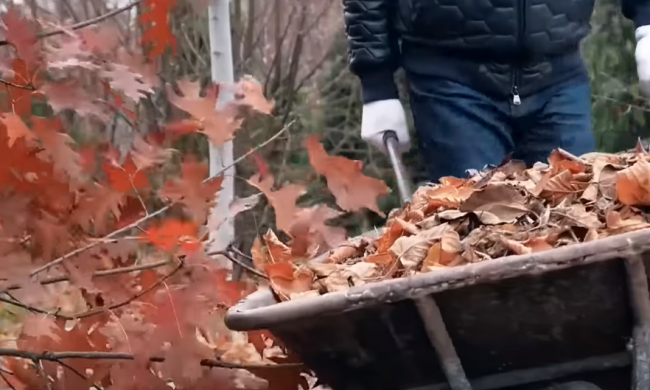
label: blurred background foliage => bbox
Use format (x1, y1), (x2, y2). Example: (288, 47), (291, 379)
(177, 0), (650, 251)
(18, 0), (650, 252)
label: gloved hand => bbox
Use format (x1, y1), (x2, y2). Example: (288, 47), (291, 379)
(635, 25), (650, 95)
(361, 99), (410, 154)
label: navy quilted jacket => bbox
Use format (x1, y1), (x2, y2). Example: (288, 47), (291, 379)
(344, 0), (650, 103)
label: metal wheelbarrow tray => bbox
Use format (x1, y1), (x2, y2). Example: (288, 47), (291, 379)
(225, 227), (650, 390)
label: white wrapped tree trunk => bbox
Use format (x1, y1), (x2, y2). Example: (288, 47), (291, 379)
(207, 0), (235, 267)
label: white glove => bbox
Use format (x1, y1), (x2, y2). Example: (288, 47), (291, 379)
(361, 99), (411, 154)
(635, 25), (650, 95)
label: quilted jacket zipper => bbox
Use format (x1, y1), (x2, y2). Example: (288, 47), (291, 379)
(511, 0), (526, 105)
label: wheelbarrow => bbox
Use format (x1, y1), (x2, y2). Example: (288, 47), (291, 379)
(225, 132), (650, 390)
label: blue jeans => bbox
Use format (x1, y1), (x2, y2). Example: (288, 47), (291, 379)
(407, 75), (596, 182)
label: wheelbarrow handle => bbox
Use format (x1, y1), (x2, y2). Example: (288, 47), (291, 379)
(382, 130), (413, 205)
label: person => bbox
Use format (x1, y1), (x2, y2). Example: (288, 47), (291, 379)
(342, 0), (650, 182)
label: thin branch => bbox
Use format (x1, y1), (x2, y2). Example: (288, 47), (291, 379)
(30, 123), (292, 277)
(56, 360), (102, 390)
(0, 349), (303, 370)
(0, 369), (17, 390)
(0, 80), (35, 90)
(208, 250), (267, 279)
(1, 259), (173, 293)
(5, 259), (184, 320)
(0, 0), (145, 47)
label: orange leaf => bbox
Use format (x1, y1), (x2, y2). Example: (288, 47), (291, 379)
(616, 158), (650, 206)
(160, 157), (223, 223)
(139, 0), (177, 59)
(265, 262), (314, 301)
(304, 135), (389, 216)
(501, 236), (555, 255)
(143, 219), (200, 253)
(247, 172), (306, 234)
(31, 116), (82, 181)
(2, 8), (40, 67)
(166, 78), (242, 147)
(235, 77), (274, 114)
(103, 155), (150, 194)
(0, 112), (36, 147)
(422, 229), (462, 270)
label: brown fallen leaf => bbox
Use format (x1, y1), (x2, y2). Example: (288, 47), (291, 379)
(389, 223), (451, 269)
(604, 209), (650, 236)
(501, 236), (554, 255)
(265, 262), (314, 302)
(421, 229), (462, 271)
(459, 184), (529, 224)
(616, 158), (650, 206)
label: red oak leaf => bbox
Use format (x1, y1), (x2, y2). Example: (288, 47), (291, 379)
(159, 157), (223, 223)
(143, 219), (200, 253)
(0, 112), (36, 147)
(1, 8), (40, 67)
(31, 116), (83, 181)
(247, 171), (306, 234)
(103, 155), (150, 194)
(166, 78), (242, 147)
(304, 135), (390, 216)
(139, 0), (177, 59)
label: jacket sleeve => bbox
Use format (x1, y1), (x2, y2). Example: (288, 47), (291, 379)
(343, 0), (400, 104)
(622, 0), (650, 27)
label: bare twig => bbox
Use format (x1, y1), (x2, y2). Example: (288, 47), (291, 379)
(5, 259), (184, 320)
(0, 348), (303, 370)
(0, 80), (35, 90)
(208, 250), (267, 279)
(0, 259), (173, 293)
(0, 0), (145, 47)
(30, 122), (292, 277)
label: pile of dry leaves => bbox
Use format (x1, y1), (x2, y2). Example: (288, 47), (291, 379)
(256, 146), (650, 301)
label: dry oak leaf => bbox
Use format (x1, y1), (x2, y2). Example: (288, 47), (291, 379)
(72, 183), (124, 235)
(247, 172), (306, 234)
(103, 155), (150, 194)
(304, 135), (389, 216)
(421, 183), (476, 212)
(21, 313), (61, 343)
(101, 64), (154, 103)
(143, 219), (201, 253)
(547, 149), (587, 175)
(0, 112), (36, 147)
(421, 229), (463, 271)
(40, 80), (109, 121)
(532, 169), (590, 205)
(459, 184), (529, 224)
(130, 135), (175, 170)
(581, 159), (619, 202)
(266, 262), (314, 301)
(326, 239), (370, 263)
(139, 0), (177, 60)
(160, 158), (224, 224)
(166, 78), (243, 147)
(616, 158), (650, 206)
(555, 203), (602, 230)
(604, 209), (650, 236)
(289, 205), (347, 257)
(2, 7), (40, 67)
(31, 117), (83, 181)
(389, 223), (452, 269)
(251, 230), (295, 271)
(235, 76), (275, 114)
(500, 236), (555, 255)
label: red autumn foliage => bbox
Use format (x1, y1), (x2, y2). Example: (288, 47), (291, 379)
(0, 2), (391, 390)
